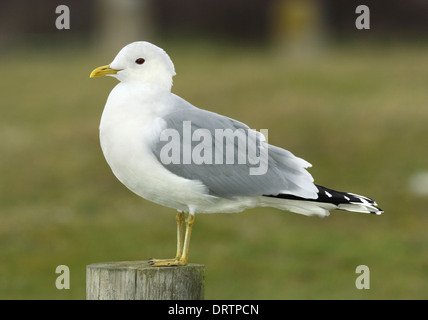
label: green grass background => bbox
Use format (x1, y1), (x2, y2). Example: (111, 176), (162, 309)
(1, 41), (427, 299)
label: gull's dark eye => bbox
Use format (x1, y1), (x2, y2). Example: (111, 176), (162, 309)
(135, 58), (145, 65)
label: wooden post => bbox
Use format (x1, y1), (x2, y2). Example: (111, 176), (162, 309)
(86, 261), (205, 300)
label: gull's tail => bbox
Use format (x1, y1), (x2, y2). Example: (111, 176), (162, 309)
(262, 184), (383, 217)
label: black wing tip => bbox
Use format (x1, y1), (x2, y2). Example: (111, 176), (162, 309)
(264, 184), (384, 215)
(368, 205), (384, 215)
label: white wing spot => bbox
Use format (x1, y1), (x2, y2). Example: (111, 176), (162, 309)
(325, 191), (332, 198)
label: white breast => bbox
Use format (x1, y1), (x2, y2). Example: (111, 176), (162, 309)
(98, 83), (213, 212)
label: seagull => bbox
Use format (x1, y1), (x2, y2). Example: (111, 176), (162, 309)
(90, 41), (382, 267)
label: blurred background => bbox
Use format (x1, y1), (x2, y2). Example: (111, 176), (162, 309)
(1, 0), (428, 299)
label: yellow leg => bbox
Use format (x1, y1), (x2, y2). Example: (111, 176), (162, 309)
(149, 212), (195, 267)
(177, 213), (195, 265)
(175, 211), (185, 260)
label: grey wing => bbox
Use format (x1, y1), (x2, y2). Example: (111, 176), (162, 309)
(151, 101), (318, 199)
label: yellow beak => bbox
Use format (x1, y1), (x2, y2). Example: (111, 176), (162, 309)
(90, 65), (121, 78)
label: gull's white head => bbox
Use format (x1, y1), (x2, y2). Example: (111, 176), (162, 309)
(90, 41), (176, 90)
